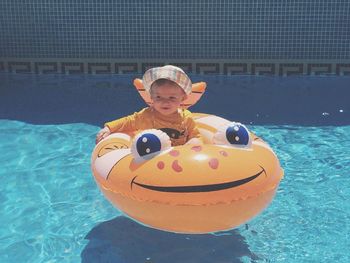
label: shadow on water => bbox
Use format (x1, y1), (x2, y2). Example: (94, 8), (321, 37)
(81, 216), (258, 263)
(1, 72), (349, 126)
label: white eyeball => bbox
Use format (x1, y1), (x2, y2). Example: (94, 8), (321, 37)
(213, 122), (252, 148)
(131, 129), (172, 161)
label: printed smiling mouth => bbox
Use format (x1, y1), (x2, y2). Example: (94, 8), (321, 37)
(131, 167), (266, 193)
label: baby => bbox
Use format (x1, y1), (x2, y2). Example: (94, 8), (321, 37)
(96, 65), (202, 146)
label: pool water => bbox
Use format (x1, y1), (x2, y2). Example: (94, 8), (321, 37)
(1, 74), (350, 262)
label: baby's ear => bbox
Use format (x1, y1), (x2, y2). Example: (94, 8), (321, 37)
(182, 94), (188, 101)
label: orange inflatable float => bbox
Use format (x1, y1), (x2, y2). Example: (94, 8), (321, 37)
(91, 80), (284, 234)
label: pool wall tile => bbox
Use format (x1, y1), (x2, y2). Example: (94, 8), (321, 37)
(0, 1), (349, 75)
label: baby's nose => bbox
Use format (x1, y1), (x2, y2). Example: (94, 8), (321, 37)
(161, 99), (171, 104)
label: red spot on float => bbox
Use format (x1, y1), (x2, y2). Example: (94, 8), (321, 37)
(157, 161), (165, 170)
(219, 150), (228, 157)
(172, 160), (183, 173)
(191, 146), (202, 152)
(169, 150), (180, 157)
(209, 158), (219, 169)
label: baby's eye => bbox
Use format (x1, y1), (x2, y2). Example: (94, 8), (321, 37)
(213, 122), (252, 148)
(151, 95), (161, 101)
(131, 129), (172, 160)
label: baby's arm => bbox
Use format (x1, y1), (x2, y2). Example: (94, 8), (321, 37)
(185, 115), (203, 145)
(95, 111), (141, 144)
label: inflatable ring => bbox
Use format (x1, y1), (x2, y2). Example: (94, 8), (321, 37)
(91, 113), (284, 234)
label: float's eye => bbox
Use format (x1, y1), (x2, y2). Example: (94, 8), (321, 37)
(213, 122), (252, 148)
(226, 124), (250, 145)
(136, 133), (161, 156)
(131, 129), (171, 160)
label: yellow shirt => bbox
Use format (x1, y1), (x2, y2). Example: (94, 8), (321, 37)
(105, 107), (202, 146)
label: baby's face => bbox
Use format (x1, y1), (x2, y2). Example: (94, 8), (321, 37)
(150, 83), (186, 115)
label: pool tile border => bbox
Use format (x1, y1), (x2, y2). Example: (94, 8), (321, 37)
(1, 59), (349, 76)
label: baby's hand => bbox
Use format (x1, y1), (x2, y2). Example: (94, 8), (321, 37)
(185, 138), (203, 145)
(96, 126), (111, 144)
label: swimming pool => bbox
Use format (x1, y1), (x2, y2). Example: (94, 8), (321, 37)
(1, 73), (349, 262)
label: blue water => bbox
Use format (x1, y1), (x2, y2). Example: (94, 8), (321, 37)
(1, 73), (350, 262)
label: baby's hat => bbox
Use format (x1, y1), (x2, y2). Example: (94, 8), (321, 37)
(142, 65), (192, 95)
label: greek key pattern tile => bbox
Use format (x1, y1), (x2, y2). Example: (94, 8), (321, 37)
(223, 63), (248, 75)
(336, 64), (350, 75)
(1, 60), (349, 76)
